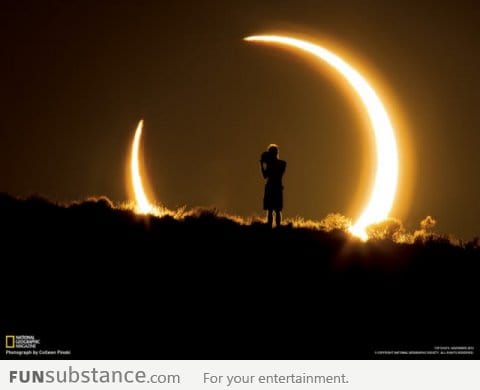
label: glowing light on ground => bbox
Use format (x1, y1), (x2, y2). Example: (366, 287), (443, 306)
(245, 35), (399, 240)
(131, 119), (154, 214)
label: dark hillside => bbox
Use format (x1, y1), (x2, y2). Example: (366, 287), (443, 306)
(1, 193), (478, 359)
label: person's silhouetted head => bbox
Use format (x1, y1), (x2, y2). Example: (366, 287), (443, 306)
(267, 144), (279, 159)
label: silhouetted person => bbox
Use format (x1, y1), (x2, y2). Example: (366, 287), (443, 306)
(260, 144), (287, 228)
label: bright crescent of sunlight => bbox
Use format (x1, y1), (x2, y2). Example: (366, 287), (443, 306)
(245, 35), (399, 240)
(131, 119), (154, 214)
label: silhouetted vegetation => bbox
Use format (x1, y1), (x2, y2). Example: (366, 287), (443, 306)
(2, 193), (478, 359)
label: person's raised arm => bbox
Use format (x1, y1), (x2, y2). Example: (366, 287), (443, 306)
(260, 152), (269, 178)
(260, 160), (268, 178)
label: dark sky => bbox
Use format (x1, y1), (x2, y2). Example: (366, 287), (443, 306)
(1, 0), (479, 238)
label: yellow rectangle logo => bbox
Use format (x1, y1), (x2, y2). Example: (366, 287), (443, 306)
(5, 335), (15, 349)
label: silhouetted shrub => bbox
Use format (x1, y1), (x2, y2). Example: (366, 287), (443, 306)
(366, 218), (405, 241)
(319, 213), (352, 232)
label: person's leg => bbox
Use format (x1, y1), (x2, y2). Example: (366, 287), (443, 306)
(275, 210), (282, 227)
(267, 210), (273, 227)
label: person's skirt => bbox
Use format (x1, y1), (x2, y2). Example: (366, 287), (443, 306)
(263, 182), (283, 211)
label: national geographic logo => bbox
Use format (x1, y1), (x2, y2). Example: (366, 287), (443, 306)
(5, 335), (15, 349)
(4, 334), (72, 357)
(5, 335), (40, 350)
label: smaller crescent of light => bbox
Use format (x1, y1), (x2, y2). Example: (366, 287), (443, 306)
(131, 119), (153, 214)
(245, 35), (399, 240)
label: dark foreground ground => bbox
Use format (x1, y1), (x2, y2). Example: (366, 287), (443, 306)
(1, 193), (479, 359)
